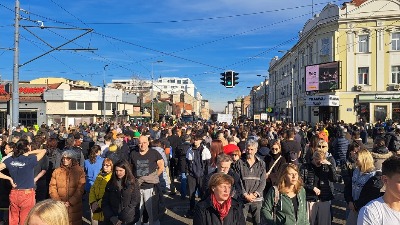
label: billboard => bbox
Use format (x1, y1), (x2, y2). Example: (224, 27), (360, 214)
(305, 61), (340, 92)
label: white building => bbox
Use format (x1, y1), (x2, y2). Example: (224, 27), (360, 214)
(154, 77), (197, 97)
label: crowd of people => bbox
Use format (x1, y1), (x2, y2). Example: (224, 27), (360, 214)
(0, 119), (399, 225)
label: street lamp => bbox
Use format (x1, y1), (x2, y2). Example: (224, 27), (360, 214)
(151, 60), (163, 123)
(102, 65), (108, 122)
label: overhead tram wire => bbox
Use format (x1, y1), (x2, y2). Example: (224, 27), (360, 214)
(4, 1), (342, 74)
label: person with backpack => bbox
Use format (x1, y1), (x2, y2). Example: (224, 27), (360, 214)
(261, 163), (309, 225)
(384, 128), (400, 154)
(281, 129), (302, 165)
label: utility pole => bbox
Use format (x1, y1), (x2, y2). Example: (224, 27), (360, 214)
(12, 0), (20, 128)
(102, 65), (108, 122)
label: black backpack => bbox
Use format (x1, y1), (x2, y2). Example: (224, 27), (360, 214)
(386, 133), (400, 152)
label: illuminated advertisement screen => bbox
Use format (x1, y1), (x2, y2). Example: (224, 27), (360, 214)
(305, 61), (340, 92)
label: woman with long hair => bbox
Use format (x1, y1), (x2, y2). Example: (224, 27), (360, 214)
(209, 140), (224, 172)
(84, 145), (104, 193)
(261, 163), (309, 225)
(89, 158), (113, 225)
(264, 139), (287, 195)
(345, 149), (383, 225)
(194, 173), (246, 225)
(49, 150), (86, 225)
(25, 199), (69, 225)
(102, 160), (140, 225)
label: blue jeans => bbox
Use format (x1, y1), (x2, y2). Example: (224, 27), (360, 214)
(180, 172), (187, 198)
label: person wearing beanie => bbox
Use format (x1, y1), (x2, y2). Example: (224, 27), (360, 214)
(49, 149), (86, 225)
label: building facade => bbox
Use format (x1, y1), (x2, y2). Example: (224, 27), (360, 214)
(268, 0), (400, 124)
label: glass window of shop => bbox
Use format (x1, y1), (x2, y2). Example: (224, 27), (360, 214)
(360, 104), (370, 123)
(393, 103), (400, 123)
(374, 105), (387, 123)
(392, 66), (400, 84)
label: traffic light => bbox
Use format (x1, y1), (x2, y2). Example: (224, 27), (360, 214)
(220, 72), (226, 86)
(225, 71), (233, 88)
(233, 72), (239, 86)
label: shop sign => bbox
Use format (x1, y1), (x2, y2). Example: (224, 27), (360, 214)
(359, 94), (400, 102)
(305, 95), (339, 106)
(19, 87), (46, 95)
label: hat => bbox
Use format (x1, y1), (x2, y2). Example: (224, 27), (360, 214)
(133, 131), (140, 138)
(62, 150), (77, 160)
(223, 144), (240, 155)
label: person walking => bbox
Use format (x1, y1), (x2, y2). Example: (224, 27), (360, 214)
(89, 158), (113, 225)
(102, 160), (140, 225)
(193, 173), (246, 225)
(49, 150), (86, 225)
(261, 163), (309, 225)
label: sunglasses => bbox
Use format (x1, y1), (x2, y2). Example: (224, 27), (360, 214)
(271, 148), (279, 150)
(232, 154), (239, 157)
(318, 145), (328, 148)
(62, 157), (72, 161)
(103, 164), (112, 167)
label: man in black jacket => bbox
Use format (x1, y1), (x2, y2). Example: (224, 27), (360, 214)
(300, 150), (338, 225)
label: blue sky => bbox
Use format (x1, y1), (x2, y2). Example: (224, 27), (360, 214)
(0, 0), (347, 112)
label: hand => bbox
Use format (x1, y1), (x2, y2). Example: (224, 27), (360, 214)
(64, 202), (70, 208)
(313, 187), (321, 196)
(321, 159), (331, 165)
(115, 220), (122, 225)
(348, 202), (356, 212)
(265, 172), (270, 179)
(34, 177), (38, 183)
(91, 202), (99, 212)
(9, 179), (17, 188)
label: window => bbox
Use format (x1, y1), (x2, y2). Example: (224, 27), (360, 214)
(358, 67), (369, 85)
(321, 38), (330, 55)
(359, 35), (369, 52)
(392, 33), (400, 51)
(309, 46), (313, 64)
(177, 80), (181, 84)
(69, 102), (92, 110)
(392, 66), (400, 84)
(99, 103), (116, 110)
(182, 80), (188, 84)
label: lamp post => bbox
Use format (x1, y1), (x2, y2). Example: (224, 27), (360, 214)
(102, 65), (108, 122)
(151, 60), (163, 123)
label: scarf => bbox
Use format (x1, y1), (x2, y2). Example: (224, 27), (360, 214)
(211, 192), (232, 221)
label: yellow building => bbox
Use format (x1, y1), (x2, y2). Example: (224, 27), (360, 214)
(269, 0), (400, 124)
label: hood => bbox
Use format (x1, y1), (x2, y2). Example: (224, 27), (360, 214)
(371, 151), (393, 160)
(372, 146), (389, 154)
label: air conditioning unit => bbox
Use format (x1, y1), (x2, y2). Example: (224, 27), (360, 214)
(355, 85), (363, 91)
(394, 84), (400, 91)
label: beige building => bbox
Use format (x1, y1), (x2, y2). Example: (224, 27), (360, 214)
(268, 0), (400, 124)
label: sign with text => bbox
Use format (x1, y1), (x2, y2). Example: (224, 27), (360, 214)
(305, 61), (340, 92)
(305, 95), (339, 106)
(359, 94), (400, 103)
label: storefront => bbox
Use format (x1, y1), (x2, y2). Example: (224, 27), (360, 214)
(306, 95), (340, 124)
(358, 94), (400, 123)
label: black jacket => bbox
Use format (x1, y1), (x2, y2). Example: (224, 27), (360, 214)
(102, 180), (140, 225)
(176, 141), (191, 173)
(193, 197), (246, 225)
(264, 153), (287, 193)
(300, 162), (338, 202)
